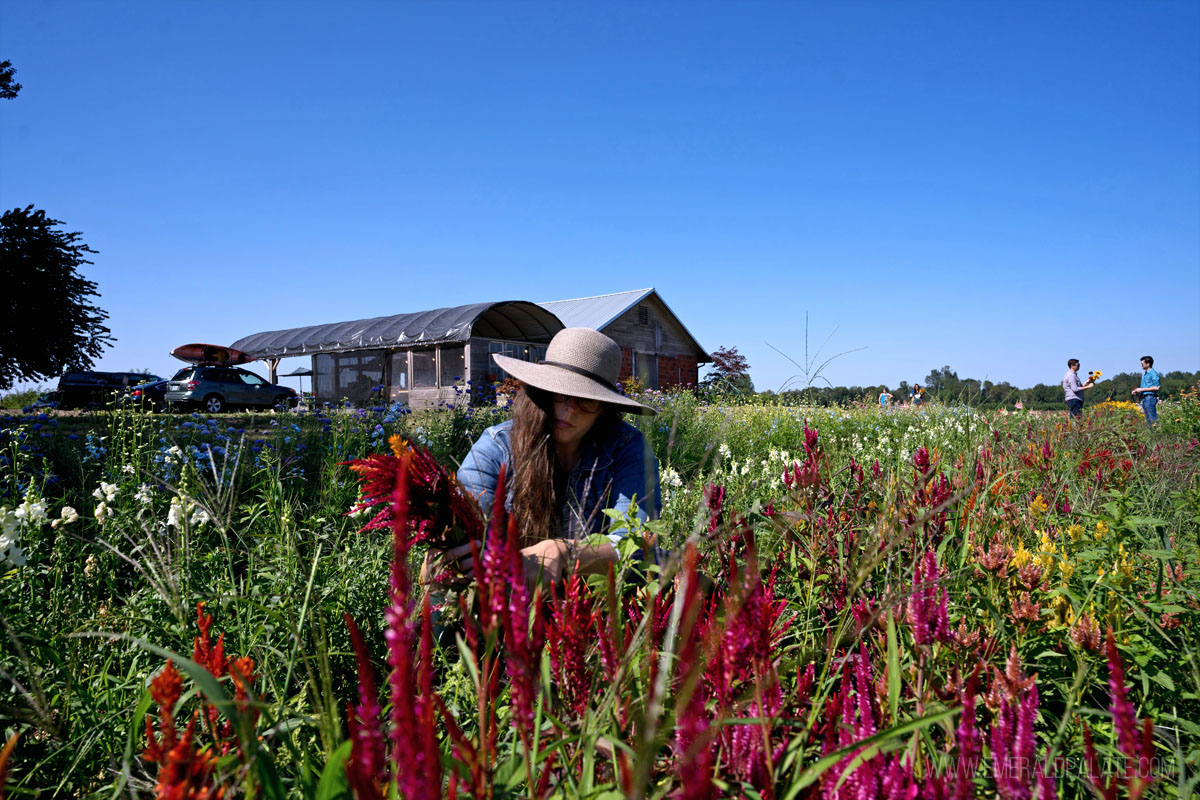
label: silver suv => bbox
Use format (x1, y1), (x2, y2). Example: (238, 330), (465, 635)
(164, 367), (298, 413)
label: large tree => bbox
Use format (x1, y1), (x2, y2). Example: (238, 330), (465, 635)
(0, 206), (114, 389)
(702, 345), (754, 395)
(0, 59), (20, 99)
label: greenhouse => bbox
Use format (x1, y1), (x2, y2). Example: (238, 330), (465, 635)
(230, 300), (563, 407)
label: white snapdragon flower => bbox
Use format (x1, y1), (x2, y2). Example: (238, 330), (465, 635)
(167, 498), (185, 528)
(660, 468), (683, 489)
(94, 502), (111, 525)
(51, 505), (80, 529)
(122, 464), (135, 475)
(92, 482), (118, 503)
(15, 493), (49, 526)
(190, 506), (211, 526)
(165, 445), (183, 463)
(134, 485), (153, 505)
(718, 443), (732, 460)
(0, 528), (26, 568)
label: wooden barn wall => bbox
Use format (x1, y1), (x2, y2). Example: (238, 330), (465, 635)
(603, 294), (703, 388)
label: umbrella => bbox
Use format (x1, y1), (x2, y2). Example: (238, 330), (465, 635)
(283, 366), (313, 397)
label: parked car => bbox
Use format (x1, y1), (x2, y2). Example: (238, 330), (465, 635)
(120, 379), (170, 411)
(119, 369), (191, 411)
(54, 371), (164, 409)
(164, 366), (298, 413)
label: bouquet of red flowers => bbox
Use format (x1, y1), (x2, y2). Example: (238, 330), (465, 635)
(344, 435), (485, 547)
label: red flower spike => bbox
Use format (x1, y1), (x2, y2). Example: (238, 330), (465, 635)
(343, 614), (387, 799)
(153, 712), (225, 800)
(673, 542), (718, 800)
(546, 572), (598, 720)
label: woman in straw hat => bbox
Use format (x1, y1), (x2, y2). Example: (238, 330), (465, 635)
(424, 327), (661, 589)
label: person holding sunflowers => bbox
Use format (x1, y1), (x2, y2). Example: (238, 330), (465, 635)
(1062, 358), (1097, 419)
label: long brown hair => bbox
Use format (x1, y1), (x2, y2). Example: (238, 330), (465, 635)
(509, 384), (622, 545)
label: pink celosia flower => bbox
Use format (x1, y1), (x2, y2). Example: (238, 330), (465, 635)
(908, 549), (951, 645)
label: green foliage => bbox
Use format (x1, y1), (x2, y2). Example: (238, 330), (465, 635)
(0, 393), (1196, 796)
(0, 206), (114, 390)
(0, 387), (48, 409)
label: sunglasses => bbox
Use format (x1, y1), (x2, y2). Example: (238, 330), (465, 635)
(553, 393), (602, 413)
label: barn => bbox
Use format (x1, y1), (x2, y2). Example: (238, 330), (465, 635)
(536, 288), (708, 390)
(230, 289), (707, 408)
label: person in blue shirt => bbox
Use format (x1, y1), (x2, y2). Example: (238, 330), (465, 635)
(879, 387), (893, 408)
(1131, 355), (1161, 428)
(423, 327), (660, 591)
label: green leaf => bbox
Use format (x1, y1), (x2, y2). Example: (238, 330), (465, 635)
(1151, 672), (1176, 692)
(1034, 650), (1068, 659)
(886, 612), (900, 722)
(314, 740), (352, 800)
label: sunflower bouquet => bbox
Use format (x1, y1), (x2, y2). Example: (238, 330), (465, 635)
(1088, 369), (1103, 383)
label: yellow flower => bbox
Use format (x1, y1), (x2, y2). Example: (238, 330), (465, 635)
(1050, 594), (1072, 627)
(1067, 523), (1084, 541)
(1059, 560), (1075, 581)
(1116, 545), (1133, 580)
(1095, 520), (1109, 540)
(1011, 541), (1033, 568)
(1030, 495), (1049, 519)
(1039, 531), (1056, 554)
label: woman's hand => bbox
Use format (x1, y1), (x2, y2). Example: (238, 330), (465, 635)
(520, 539), (569, 588)
(420, 542), (476, 588)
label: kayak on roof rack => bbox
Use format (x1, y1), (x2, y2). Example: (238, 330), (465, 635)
(170, 343), (255, 366)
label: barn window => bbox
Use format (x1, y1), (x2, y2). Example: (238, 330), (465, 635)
(412, 350), (437, 388)
(488, 340), (545, 380)
(440, 346), (465, 387)
(638, 305), (649, 325)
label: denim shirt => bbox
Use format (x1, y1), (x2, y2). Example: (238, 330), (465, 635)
(1140, 368), (1161, 395)
(457, 419), (662, 545)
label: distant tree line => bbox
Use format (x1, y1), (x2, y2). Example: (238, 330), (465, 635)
(762, 365), (1199, 410)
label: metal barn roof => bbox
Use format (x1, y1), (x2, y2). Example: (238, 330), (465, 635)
(537, 288), (655, 330)
(229, 301), (563, 359)
(537, 288), (708, 359)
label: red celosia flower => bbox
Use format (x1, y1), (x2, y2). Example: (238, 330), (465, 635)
(672, 543), (718, 800)
(951, 668), (981, 800)
(1070, 612), (1101, 652)
(152, 712), (226, 800)
(546, 572), (598, 720)
(987, 649), (1052, 800)
(344, 437), (485, 548)
(379, 456), (444, 800)
(344, 613), (387, 800)
(144, 661), (184, 763)
(193, 602), (228, 679)
(908, 549), (951, 645)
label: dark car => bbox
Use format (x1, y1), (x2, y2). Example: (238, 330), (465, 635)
(55, 371), (164, 409)
(164, 366), (298, 413)
(120, 379), (170, 411)
(119, 369), (190, 411)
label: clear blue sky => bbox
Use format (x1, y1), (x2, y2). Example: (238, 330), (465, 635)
(3, 1), (1198, 394)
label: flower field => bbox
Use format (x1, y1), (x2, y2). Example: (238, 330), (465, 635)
(1, 390), (1198, 798)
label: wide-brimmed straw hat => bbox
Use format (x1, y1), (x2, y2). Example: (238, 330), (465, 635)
(492, 327), (655, 416)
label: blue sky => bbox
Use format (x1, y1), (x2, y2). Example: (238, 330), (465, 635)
(3, 1), (1198, 394)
